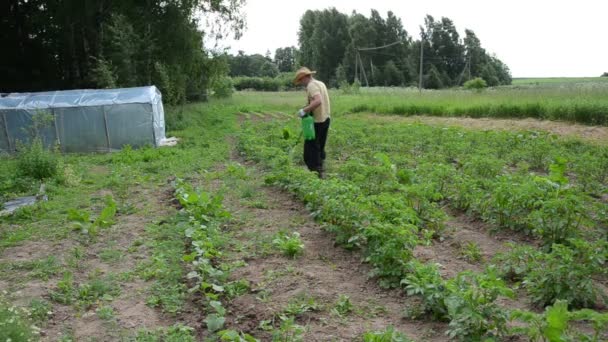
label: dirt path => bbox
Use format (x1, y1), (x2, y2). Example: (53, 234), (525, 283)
(363, 114), (608, 144)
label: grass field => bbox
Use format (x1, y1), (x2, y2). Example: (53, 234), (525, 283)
(1, 83), (607, 341)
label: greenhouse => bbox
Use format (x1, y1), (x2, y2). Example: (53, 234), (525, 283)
(0, 86), (166, 153)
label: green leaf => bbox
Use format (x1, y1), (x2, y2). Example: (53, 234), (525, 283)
(204, 313), (225, 332)
(543, 300), (569, 342)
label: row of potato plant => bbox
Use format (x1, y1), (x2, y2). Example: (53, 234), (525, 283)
(238, 117), (608, 340)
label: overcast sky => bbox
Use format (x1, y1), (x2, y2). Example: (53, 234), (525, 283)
(220, 0), (607, 78)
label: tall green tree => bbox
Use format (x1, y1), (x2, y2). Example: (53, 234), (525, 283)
(0, 0), (246, 104)
(274, 47), (298, 72)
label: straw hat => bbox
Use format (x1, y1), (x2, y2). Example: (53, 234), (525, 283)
(293, 67), (316, 84)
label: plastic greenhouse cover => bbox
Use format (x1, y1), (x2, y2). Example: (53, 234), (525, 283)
(0, 86), (161, 109)
(0, 86), (166, 153)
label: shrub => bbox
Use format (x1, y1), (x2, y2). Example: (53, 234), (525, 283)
(212, 77), (234, 98)
(523, 240), (606, 308)
(16, 138), (58, 180)
(464, 77), (487, 91)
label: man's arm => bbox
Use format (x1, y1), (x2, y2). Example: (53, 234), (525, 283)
(303, 94), (322, 113)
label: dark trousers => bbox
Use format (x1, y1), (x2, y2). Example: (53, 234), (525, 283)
(304, 118), (330, 172)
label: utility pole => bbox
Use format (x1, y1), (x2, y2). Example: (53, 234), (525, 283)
(357, 50), (369, 87)
(418, 37), (424, 92)
(355, 52), (358, 83)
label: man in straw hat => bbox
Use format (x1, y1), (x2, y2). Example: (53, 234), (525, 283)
(294, 67), (331, 178)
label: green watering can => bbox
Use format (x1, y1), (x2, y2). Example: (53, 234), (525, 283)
(301, 113), (315, 140)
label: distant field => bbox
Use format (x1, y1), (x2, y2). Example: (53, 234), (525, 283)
(512, 77), (608, 85)
(228, 80), (608, 125)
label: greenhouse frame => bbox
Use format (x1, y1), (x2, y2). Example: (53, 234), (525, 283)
(0, 86), (166, 153)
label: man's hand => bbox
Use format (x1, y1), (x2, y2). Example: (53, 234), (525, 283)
(297, 109), (306, 118)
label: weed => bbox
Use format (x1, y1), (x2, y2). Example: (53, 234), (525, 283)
(225, 279), (250, 299)
(331, 294), (353, 317)
(96, 305), (115, 321)
(362, 326), (413, 342)
(271, 316), (305, 342)
(218, 329), (259, 341)
(16, 137), (58, 180)
(28, 298), (53, 323)
(272, 231), (304, 258)
(458, 241), (484, 263)
(0, 294), (36, 341)
(283, 294), (322, 317)
(99, 247), (123, 264)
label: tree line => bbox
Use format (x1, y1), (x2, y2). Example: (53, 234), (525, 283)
(229, 8), (512, 89)
(0, 0), (245, 104)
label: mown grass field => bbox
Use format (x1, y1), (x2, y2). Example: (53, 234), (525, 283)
(1, 82), (607, 341)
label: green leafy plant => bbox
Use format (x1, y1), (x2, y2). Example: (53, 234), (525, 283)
(68, 195), (117, 237)
(283, 294), (321, 317)
(0, 295), (36, 341)
(362, 326), (413, 342)
(444, 270), (514, 340)
(272, 231), (304, 259)
(458, 241), (484, 263)
(218, 330), (259, 342)
(29, 299), (53, 323)
(16, 137), (58, 180)
(464, 77), (487, 92)
(511, 299), (608, 342)
(523, 240), (606, 308)
(271, 316), (305, 342)
(401, 260), (447, 320)
(331, 294), (353, 317)
(204, 301), (227, 333)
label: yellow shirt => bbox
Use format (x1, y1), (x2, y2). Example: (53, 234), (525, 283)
(306, 79), (330, 123)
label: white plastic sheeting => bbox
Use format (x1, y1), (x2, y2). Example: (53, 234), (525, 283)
(0, 86), (166, 153)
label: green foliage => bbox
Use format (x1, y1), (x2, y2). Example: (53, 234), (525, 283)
(68, 195), (117, 237)
(218, 330), (260, 342)
(464, 77), (487, 91)
(29, 299), (53, 322)
(458, 241), (484, 263)
(0, 295), (36, 342)
(272, 231), (305, 259)
(233, 77), (282, 91)
(511, 300), (608, 341)
(271, 316), (305, 342)
(204, 301), (226, 333)
(283, 294), (321, 317)
(523, 240), (606, 308)
(362, 326), (413, 342)
(401, 260), (447, 319)
(90, 57), (117, 89)
(212, 77), (235, 98)
(3, 1), (244, 100)
(17, 137), (58, 180)
(492, 243), (540, 281)
(331, 295), (353, 317)
(444, 270), (514, 340)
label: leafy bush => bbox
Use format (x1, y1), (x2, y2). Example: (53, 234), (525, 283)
(523, 240), (606, 308)
(233, 77), (281, 91)
(16, 137), (58, 180)
(212, 77), (234, 98)
(444, 270), (514, 340)
(464, 77), (487, 91)
(493, 243), (541, 281)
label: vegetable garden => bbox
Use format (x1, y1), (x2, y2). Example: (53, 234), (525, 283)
(0, 84), (607, 341)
